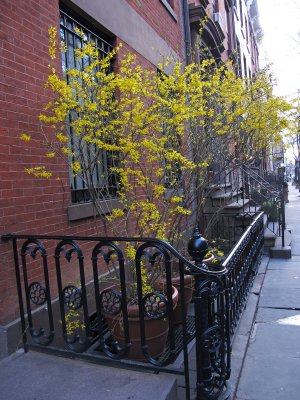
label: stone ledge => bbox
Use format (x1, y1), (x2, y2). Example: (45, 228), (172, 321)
(269, 246), (292, 259)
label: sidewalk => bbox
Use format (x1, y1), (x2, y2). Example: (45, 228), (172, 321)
(232, 183), (300, 400)
(0, 349), (177, 400)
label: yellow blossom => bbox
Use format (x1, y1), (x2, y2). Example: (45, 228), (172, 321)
(56, 133), (68, 143)
(20, 133), (31, 142)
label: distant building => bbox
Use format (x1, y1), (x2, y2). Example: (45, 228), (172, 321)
(188, 0), (260, 76)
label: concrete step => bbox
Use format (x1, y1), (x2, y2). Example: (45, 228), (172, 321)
(269, 229), (292, 259)
(264, 229), (277, 248)
(211, 190), (242, 202)
(234, 206), (260, 218)
(205, 183), (233, 193)
(0, 350), (178, 400)
(222, 198), (250, 211)
(264, 217), (278, 247)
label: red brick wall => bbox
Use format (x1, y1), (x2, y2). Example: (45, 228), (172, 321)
(126, 0), (184, 58)
(0, 0), (185, 326)
(1, 0), (60, 323)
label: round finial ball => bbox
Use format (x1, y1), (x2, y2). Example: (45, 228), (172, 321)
(187, 228), (209, 261)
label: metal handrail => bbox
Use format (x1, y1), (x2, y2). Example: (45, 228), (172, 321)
(1, 233), (227, 277)
(2, 218), (265, 400)
(241, 165), (280, 201)
(223, 212), (264, 269)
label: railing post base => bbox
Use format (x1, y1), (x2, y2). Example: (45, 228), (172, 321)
(188, 229), (229, 400)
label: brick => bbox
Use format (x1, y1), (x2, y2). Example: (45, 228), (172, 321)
(0, 0), (185, 327)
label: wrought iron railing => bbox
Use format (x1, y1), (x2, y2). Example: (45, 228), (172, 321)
(223, 212), (264, 337)
(205, 164), (286, 247)
(240, 166), (286, 245)
(2, 214), (264, 400)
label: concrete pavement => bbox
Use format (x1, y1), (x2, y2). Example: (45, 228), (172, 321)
(233, 184), (300, 400)
(0, 349), (177, 400)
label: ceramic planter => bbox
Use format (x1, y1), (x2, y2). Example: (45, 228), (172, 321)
(101, 285), (178, 360)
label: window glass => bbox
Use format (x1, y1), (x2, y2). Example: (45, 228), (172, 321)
(60, 10), (118, 204)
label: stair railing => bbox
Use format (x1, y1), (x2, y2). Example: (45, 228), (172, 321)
(204, 164), (285, 244)
(240, 166), (287, 243)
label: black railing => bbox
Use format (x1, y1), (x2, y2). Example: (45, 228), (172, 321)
(241, 166), (287, 246)
(2, 215), (264, 400)
(204, 167), (261, 244)
(205, 165), (286, 248)
(203, 213), (256, 250)
(223, 212), (264, 336)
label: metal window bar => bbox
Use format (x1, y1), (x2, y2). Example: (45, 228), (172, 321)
(60, 10), (119, 204)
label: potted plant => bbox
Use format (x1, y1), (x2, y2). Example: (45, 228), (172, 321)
(261, 200), (279, 222)
(99, 253), (179, 360)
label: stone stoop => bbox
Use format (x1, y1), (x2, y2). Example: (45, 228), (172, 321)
(269, 228), (292, 259)
(263, 214), (277, 253)
(263, 229), (277, 251)
(222, 198), (250, 213)
(0, 350), (178, 400)
(210, 190), (243, 208)
(204, 181), (262, 246)
(263, 210), (292, 258)
(204, 183), (235, 220)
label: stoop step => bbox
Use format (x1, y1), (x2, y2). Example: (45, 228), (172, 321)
(263, 229), (277, 248)
(269, 229), (292, 259)
(222, 198), (250, 211)
(0, 350), (177, 400)
(269, 246), (292, 259)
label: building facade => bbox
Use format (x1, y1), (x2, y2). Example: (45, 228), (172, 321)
(0, 0), (261, 357)
(188, 1), (260, 76)
(0, 0), (186, 358)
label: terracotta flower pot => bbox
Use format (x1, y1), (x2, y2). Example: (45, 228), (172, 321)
(203, 254), (215, 264)
(171, 274), (194, 324)
(170, 256), (213, 324)
(101, 285), (178, 360)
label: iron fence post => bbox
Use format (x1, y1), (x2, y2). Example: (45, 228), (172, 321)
(188, 228), (230, 400)
(188, 228), (210, 400)
(281, 187), (286, 248)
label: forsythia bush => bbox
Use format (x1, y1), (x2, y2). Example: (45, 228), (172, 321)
(21, 27), (296, 249)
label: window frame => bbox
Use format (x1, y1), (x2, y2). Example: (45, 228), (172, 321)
(159, 0), (178, 21)
(59, 9), (122, 220)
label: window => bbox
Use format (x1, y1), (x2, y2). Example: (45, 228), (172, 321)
(243, 55), (247, 78)
(164, 131), (182, 189)
(236, 39), (242, 77)
(160, 0), (177, 21)
(158, 70), (182, 189)
(212, 0), (218, 13)
(225, 5), (232, 50)
(60, 10), (119, 204)
(239, 0), (243, 25)
(245, 17), (248, 41)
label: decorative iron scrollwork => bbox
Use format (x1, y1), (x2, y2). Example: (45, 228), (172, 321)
(28, 282), (47, 305)
(100, 289), (122, 315)
(202, 325), (222, 354)
(143, 292), (168, 320)
(63, 285), (82, 310)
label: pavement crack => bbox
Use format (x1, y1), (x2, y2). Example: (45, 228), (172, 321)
(260, 306), (300, 311)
